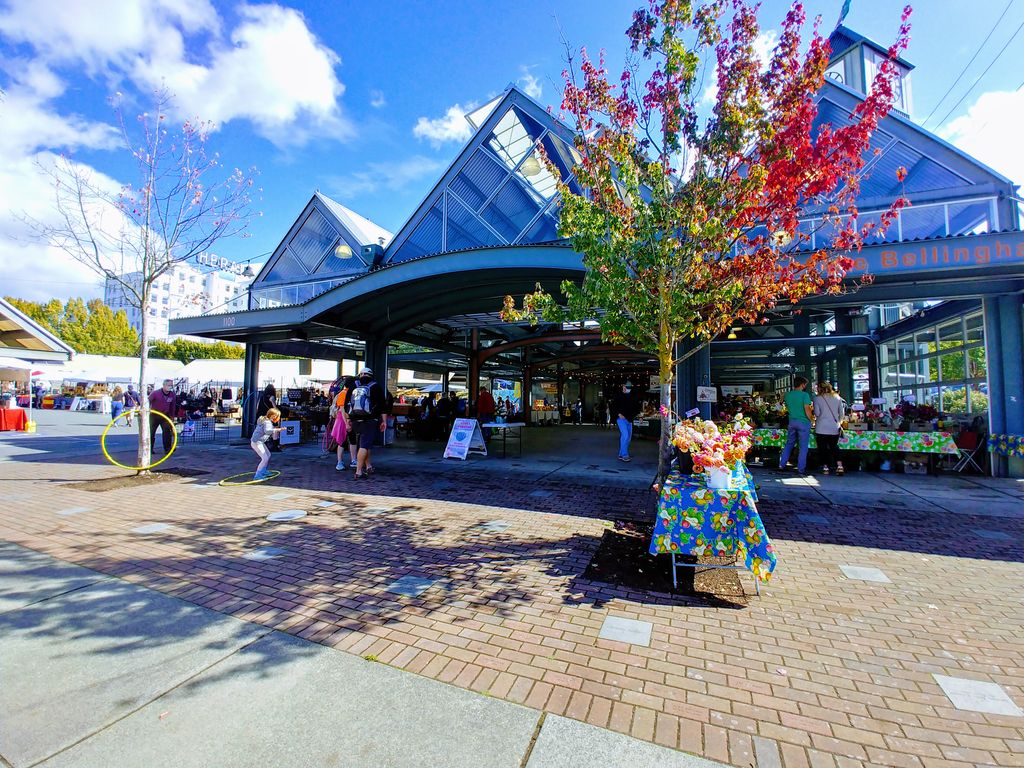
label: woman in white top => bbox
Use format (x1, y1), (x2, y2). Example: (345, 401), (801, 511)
(813, 381), (845, 476)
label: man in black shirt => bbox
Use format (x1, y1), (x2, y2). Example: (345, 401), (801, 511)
(611, 382), (637, 462)
(349, 368), (386, 479)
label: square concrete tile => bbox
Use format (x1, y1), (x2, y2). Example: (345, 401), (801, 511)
(481, 520), (511, 533)
(529, 489), (553, 498)
(266, 492), (292, 500)
(598, 615), (652, 647)
(131, 523), (173, 534)
(0, 542), (109, 613)
(385, 576), (436, 598)
(242, 547), (290, 561)
(55, 507), (92, 516)
(839, 565), (892, 583)
(934, 674), (1023, 716)
(266, 510), (307, 522)
(314, 501), (337, 509)
(527, 714), (727, 767)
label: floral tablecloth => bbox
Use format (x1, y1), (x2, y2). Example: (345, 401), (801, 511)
(752, 428), (959, 455)
(650, 464), (777, 583)
(989, 434), (1024, 458)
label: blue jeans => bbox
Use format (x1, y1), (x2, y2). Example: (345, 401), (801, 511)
(617, 417), (632, 458)
(111, 402), (124, 422)
(780, 419), (811, 472)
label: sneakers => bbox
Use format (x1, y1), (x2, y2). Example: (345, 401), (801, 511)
(617, 456), (631, 463)
(335, 462), (345, 471)
(253, 469), (269, 481)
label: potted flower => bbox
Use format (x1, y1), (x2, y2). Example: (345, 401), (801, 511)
(671, 416), (753, 489)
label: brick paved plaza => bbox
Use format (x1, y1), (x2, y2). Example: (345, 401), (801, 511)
(2, 424), (1023, 768)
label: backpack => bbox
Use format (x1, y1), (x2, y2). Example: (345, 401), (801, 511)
(349, 381), (375, 419)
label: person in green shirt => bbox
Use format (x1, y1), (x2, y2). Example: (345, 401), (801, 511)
(779, 376), (814, 473)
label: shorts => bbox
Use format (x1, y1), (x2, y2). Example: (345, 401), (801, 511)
(352, 418), (379, 450)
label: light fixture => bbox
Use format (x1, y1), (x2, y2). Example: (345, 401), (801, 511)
(335, 243), (354, 260)
(520, 153), (542, 178)
(727, 327), (740, 340)
(242, 265), (256, 278)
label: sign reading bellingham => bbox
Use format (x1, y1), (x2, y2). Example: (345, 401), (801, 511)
(844, 231), (1024, 278)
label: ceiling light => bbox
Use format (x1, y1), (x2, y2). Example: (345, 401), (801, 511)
(242, 265), (256, 278)
(520, 154), (542, 177)
(335, 243), (354, 260)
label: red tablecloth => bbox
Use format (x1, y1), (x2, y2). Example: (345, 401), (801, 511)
(0, 408), (28, 431)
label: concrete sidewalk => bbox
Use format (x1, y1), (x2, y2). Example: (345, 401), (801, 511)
(0, 542), (724, 768)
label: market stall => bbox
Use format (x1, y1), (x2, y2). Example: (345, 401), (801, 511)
(751, 428), (959, 454)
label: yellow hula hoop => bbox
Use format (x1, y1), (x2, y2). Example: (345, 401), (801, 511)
(101, 408), (178, 472)
(219, 470), (281, 487)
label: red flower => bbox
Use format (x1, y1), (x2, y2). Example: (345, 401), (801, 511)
(896, 166), (908, 182)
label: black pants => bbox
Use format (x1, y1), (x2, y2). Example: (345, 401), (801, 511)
(150, 413), (175, 454)
(816, 432), (840, 470)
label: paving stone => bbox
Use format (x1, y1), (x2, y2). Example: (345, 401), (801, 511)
(529, 490), (553, 498)
(363, 507), (392, 515)
(797, 514), (830, 525)
(0, 542), (109, 613)
(266, 492), (293, 500)
(385, 576), (436, 598)
(598, 615), (653, 647)
(266, 510), (307, 522)
(481, 520), (511, 533)
(933, 675), (1024, 716)
(131, 523), (173, 534)
(527, 714), (727, 767)
(242, 547), (290, 561)
(314, 501), (337, 509)
(974, 529), (1012, 541)
(55, 507), (92, 516)
(838, 565), (892, 583)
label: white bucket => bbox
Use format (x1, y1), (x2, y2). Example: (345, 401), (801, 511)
(706, 467), (731, 489)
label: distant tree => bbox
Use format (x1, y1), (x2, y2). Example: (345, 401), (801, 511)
(3, 296), (138, 355)
(23, 88), (258, 472)
(148, 338), (246, 363)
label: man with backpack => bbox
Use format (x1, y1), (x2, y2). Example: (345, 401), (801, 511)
(349, 367), (386, 479)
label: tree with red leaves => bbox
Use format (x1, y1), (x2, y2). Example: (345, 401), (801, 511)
(504, 0), (912, 483)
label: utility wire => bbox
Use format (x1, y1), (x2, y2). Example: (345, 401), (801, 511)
(933, 16), (1024, 129)
(922, 0), (1014, 128)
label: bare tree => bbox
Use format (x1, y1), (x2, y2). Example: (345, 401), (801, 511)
(27, 88), (258, 472)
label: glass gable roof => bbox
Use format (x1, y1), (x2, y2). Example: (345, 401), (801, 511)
(390, 101), (581, 263)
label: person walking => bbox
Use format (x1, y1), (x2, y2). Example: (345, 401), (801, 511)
(331, 376), (355, 470)
(250, 407), (282, 481)
(813, 381), (846, 475)
(123, 385), (139, 426)
(349, 368), (386, 479)
(110, 386), (125, 423)
(476, 387), (496, 439)
(573, 398), (583, 425)
(779, 376), (813, 474)
(612, 382), (637, 462)
(149, 379), (177, 455)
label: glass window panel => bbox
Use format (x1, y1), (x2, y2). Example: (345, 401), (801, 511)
(480, 177), (545, 242)
(921, 385), (940, 408)
(487, 106), (546, 171)
(940, 352), (965, 382)
(286, 209), (339, 273)
(316, 234), (364, 276)
(449, 150), (509, 212)
(967, 346), (987, 378)
(391, 200), (444, 262)
(947, 201), (991, 236)
(965, 313), (984, 344)
(926, 356), (939, 382)
(967, 383), (989, 414)
(446, 194), (503, 251)
(941, 384), (966, 413)
(896, 336), (915, 359)
(263, 250), (309, 283)
(939, 321), (962, 345)
(519, 201), (561, 243)
(900, 204), (946, 240)
(880, 341), (898, 367)
(915, 328), (937, 354)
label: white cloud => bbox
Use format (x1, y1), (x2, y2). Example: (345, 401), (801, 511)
(332, 156), (445, 197)
(519, 70), (543, 100)
(413, 103), (476, 147)
(701, 31), (779, 105)
(370, 89), (387, 109)
(0, 0), (350, 146)
(941, 88), (1024, 186)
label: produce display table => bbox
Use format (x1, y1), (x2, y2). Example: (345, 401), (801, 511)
(480, 422), (525, 458)
(0, 408), (28, 432)
(752, 428), (959, 454)
(989, 434), (1024, 458)
(650, 463), (776, 593)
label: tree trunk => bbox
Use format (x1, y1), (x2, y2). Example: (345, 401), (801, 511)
(136, 300), (152, 475)
(656, 339), (674, 490)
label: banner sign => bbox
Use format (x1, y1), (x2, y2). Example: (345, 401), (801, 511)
(685, 407), (701, 418)
(696, 386), (717, 403)
(720, 385), (753, 396)
(279, 420), (300, 445)
(444, 418), (488, 460)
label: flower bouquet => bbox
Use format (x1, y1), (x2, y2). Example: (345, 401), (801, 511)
(671, 415), (753, 488)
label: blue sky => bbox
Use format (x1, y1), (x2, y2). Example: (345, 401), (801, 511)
(2, 0), (1022, 301)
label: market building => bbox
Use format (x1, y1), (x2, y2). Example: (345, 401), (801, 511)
(170, 27), (1024, 477)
